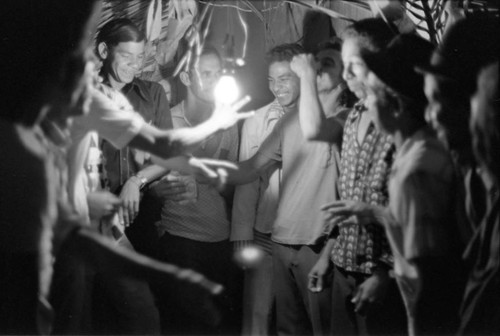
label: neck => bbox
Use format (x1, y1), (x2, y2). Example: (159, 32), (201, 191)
(318, 84), (344, 111)
(107, 75), (126, 91)
(184, 92), (214, 125)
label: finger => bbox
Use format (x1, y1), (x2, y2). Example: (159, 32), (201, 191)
(122, 207), (130, 227)
(198, 163), (218, 179)
(199, 158), (238, 170)
(164, 175), (181, 182)
(320, 201), (346, 211)
(231, 95), (251, 111)
(316, 275), (324, 292)
(118, 207), (124, 225)
(133, 200), (139, 216)
(235, 111), (255, 121)
(216, 168), (228, 190)
(308, 275), (317, 292)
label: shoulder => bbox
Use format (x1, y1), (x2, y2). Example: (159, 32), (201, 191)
(397, 129), (454, 181)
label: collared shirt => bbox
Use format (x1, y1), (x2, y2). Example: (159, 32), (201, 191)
(331, 105), (395, 274)
(231, 100), (284, 241)
(101, 78), (172, 192)
(157, 102), (239, 242)
(384, 127), (463, 319)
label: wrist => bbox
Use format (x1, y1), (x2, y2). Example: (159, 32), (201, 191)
(128, 174), (148, 189)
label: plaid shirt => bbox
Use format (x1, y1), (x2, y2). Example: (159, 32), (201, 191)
(331, 104), (395, 274)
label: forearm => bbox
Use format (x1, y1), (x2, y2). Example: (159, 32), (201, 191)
(132, 164), (168, 183)
(130, 121), (223, 159)
(319, 238), (336, 262)
(299, 74), (325, 140)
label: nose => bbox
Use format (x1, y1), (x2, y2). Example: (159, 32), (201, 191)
(342, 64), (352, 81)
(128, 56), (142, 70)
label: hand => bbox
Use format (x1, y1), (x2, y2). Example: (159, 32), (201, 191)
(87, 191), (122, 220)
(290, 54), (316, 80)
(118, 177), (142, 227)
(351, 269), (390, 316)
(321, 200), (375, 226)
(308, 256), (334, 293)
(187, 157), (237, 190)
(149, 174), (188, 201)
(209, 95), (254, 131)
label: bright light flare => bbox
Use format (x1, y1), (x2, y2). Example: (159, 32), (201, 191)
(234, 245), (265, 269)
(214, 74), (240, 105)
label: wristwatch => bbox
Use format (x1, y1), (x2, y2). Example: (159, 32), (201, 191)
(132, 173), (148, 190)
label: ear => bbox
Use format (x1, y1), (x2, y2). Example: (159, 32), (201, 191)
(179, 71), (191, 87)
(97, 42), (109, 60)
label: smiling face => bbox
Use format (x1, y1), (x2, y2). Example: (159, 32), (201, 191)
(104, 41), (145, 90)
(341, 38), (370, 100)
(268, 61), (300, 111)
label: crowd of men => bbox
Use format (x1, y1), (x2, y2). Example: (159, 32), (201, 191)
(0, 1), (499, 336)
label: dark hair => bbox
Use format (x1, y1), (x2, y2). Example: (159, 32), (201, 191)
(188, 44), (222, 72)
(315, 36), (343, 54)
(266, 43), (304, 64)
(1, 0), (100, 126)
(95, 18), (146, 58)
(342, 18), (396, 54)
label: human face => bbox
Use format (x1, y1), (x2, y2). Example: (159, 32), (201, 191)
(268, 61), (300, 110)
(365, 72), (397, 134)
(316, 49), (343, 93)
(190, 53), (222, 103)
(470, 63), (498, 176)
(106, 41), (145, 89)
(423, 73), (469, 149)
(341, 38), (370, 100)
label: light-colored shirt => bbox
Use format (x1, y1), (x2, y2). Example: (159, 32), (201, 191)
(157, 102), (239, 242)
(231, 100), (284, 241)
(384, 127), (461, 312)
(259, 110), (341, 245)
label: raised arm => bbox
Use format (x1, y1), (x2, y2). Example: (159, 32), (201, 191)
(290, 54), (344, 143)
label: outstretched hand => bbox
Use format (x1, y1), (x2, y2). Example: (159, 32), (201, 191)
(210, 95), (254, 131)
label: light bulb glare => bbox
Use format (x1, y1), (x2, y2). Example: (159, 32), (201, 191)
(214, 75), (239, 105)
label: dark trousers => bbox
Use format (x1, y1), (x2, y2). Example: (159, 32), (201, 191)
(331, 266), (407, 336)
(50, 247), (94, 335)
(92, 271), (161, 335)
(125, 192), (162, 258)
(273, 243), (332, 336)
(155, 232), (242, 335)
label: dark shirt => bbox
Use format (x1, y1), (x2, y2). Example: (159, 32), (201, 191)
(331, 105), (395, 274)
(101, 78), (172, 192)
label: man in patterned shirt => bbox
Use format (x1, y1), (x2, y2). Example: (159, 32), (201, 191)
(306, 19), (407, 335)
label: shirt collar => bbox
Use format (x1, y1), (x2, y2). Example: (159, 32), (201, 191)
(100, 74), (150, 102)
